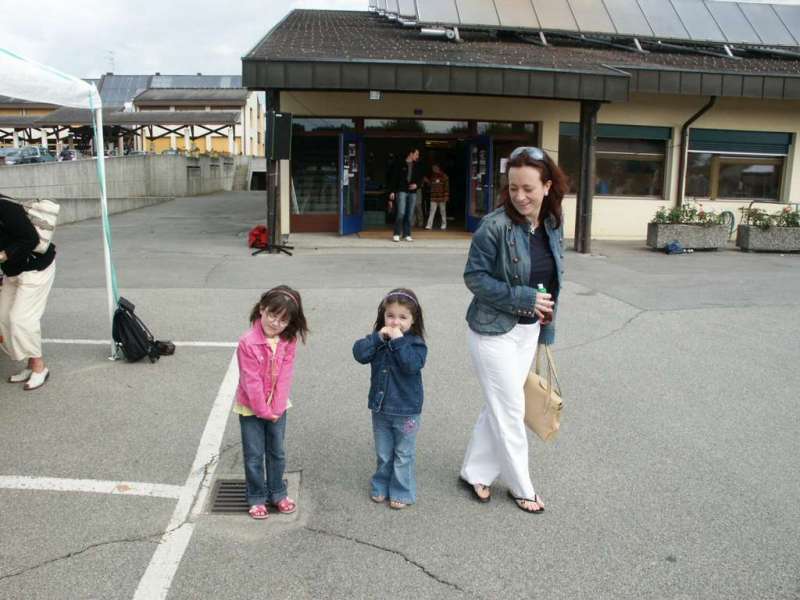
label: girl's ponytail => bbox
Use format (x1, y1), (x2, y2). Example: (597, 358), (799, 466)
(249, 301), (263, 324)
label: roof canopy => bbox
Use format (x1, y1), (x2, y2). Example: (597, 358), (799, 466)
(243, 10), (800, 101)
(0, 48), (101, 109)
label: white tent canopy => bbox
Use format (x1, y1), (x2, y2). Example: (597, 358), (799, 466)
(0, 47), (117, 354)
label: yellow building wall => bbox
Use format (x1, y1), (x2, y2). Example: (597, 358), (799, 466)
(281, 91), (800, 239)
(147, 136), (242, 154)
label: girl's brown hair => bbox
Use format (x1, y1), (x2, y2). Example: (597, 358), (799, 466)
(373, 288), (425, 340)
(498, 148), (569, 229)
(249, 285), (309, 343)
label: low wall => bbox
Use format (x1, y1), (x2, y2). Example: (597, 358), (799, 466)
(57, 196), (174, 225)
(0, 154), (246, 200)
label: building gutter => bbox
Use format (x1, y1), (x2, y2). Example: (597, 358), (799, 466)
(677, 96), (716, 206)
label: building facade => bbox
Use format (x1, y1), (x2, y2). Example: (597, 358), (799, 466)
(243, 7), (800, 240)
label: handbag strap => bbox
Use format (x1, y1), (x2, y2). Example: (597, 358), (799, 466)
(536, 344), (562, 397)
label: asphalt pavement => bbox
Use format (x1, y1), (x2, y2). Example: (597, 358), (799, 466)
(1, 191), (798, 600)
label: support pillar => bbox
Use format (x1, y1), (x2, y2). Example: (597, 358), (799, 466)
(183, 127), (191, 153)
(574, 100), (601, 255)
(228, 126), (235, 154)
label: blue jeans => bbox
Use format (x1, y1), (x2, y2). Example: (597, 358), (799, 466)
(393, 191), (417, 238)
(239, 413), (288, 506)
(371, 412), (421, 504)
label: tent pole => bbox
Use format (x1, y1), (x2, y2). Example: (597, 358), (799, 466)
(94, 108), (116, 357)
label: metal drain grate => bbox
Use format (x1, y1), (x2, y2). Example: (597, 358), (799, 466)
(209, 479), (248, 513)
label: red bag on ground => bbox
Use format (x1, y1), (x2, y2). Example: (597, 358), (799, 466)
(248, 225), (268, 248)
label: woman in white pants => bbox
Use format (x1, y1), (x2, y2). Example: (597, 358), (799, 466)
(460, 147), (567, 513)
(0, 194), (56, 391)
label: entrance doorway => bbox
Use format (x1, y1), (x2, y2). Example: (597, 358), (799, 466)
(362, 136), (471, 233)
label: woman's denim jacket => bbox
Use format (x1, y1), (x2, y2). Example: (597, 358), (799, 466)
(464, 207), (565, 345)
(352, 332), (427, 416)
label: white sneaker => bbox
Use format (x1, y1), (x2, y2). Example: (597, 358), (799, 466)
(392, 235), (400, 242)
(24, 368), (49, 391)
(441, 225), (447, 230)
(404, 236), (414, 242)
(8, 368), (32, 383)
(424, 225), (432, 230)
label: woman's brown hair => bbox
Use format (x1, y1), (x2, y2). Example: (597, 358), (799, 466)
(498, 147), (569, 229)
(249, 285), (309, 343)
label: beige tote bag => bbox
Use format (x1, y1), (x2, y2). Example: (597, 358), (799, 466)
(523, 344), (563, 442)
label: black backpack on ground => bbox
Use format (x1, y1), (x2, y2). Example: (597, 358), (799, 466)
(112, 297), (161, 363)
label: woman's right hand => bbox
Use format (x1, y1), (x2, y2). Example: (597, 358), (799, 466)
(534, 291), (554, 323)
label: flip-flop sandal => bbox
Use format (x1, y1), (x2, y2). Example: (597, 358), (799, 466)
(370, 495), (386, 503)
(389, 500), (408, 510)
(507, 490), (545, 514)
(272, 497), (297, 514)
(248, 504), (269, 520)
(459, 477), (491, 503)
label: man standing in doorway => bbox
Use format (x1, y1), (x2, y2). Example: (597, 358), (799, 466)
(389, 147), (422, 242)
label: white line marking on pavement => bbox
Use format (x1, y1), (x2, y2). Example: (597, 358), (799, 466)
(42, 338), (237, 348)
(132, 351), (239, 600)
(0, 476), (183, 499)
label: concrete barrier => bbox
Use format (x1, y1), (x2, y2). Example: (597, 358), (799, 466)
(56, 196), (175, 225)
(0, 154), (249, 200)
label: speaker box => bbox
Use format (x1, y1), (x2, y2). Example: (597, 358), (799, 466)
(266, 111), (292, 160)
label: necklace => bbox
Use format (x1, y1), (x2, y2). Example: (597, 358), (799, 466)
(528, 222), (537, 236)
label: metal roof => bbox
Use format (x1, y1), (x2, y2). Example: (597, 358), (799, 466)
(0, 95), (56, 108)
(243, 10), (800, 100)
(97, 75), (152, 107)
(4, 108), (240, 128)
(134, 88), (249, 105)
(150, 75), (242, 88)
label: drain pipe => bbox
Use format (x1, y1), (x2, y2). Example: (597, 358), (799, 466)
(677, 96), (716, 207)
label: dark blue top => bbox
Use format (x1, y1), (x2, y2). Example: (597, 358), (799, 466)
(352, 331), (427, 416)
(519, 224), (557, 324)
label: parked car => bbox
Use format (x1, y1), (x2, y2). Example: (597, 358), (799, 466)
(0, 148), (24, 166)
(58, 148), (83, 161)
(161, 148), (183, 156)
(19, 146), (57, 164)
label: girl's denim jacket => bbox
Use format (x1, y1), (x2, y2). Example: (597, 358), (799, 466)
(464, 207), (565, 345)
(352, 332), (427, 416)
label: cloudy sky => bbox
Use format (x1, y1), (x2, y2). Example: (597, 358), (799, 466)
(4, 0), (799, 79)
(2, 0), (364, 79)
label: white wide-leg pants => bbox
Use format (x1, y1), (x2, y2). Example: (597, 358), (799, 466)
(461, 322), (539, 499)
(0, 261), (56, 361)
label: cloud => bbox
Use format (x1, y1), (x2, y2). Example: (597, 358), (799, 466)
(1, 0), (364, 78)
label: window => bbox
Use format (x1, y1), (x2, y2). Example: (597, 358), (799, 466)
(290, 136), (339, 214)
(364, 119), (469, 135)
(685, 129), (791, 201)
(559, 123), (670, 197)
(477, 121), (535, 136)
(292, 118), (355, 133)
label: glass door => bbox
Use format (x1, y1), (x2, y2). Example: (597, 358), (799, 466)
(466, 135), (493, 232)
(339, 132), (364, 235)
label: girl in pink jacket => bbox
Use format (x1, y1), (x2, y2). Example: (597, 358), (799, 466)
(235, 285), (308, 520)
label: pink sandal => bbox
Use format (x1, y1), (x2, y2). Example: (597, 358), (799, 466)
(272, 496), (297, 514)
(248, 504), (269, 520)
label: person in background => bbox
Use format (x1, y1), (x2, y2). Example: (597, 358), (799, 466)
(388, 148), (423, 242)
(425, 163), (450, 231)
(0, 193), (56, 391)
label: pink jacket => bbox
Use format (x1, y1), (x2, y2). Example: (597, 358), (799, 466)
(236, 322), (297, 420)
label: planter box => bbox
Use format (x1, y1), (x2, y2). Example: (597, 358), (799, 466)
(736, 224), (800, 252)
(646, 223), (729, 250)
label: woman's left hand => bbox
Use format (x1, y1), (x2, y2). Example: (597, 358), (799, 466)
(534, 291), (554, 323)
(0, 251), (7, 263)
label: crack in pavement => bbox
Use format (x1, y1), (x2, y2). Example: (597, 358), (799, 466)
(0, 531), (162, 583)
(557, 309), (647, 352)
(304, 526), (478, 598)
(0, 441), (241, 585)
